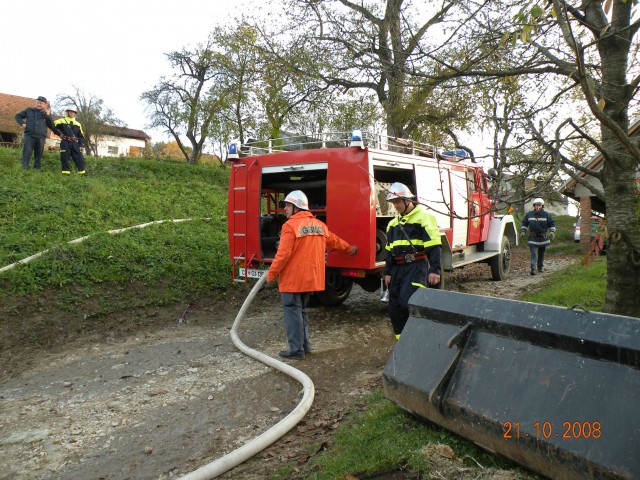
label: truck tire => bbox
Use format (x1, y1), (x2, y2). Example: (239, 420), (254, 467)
(314, 270), (354, 306)
(375, 229), (387, 262)
(490, 235), (511, 280)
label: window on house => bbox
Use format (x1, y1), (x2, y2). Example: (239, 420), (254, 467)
(107, 146), (119, 155)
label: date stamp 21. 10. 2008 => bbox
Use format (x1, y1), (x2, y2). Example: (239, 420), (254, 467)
(502, 421), (602, 440)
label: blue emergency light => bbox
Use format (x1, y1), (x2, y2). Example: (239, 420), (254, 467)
(227, 142), (239, 159)
(442, 149), (468, 158)
(350, 129), (363, 148)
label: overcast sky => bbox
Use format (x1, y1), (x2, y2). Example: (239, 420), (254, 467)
(2, 0), (248, 142)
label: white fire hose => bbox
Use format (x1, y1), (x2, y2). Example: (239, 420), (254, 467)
(0, 219), (205, 274)
(179, 274), (315, 479)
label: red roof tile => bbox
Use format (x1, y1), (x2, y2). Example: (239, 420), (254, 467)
(0, 92), (43, 134)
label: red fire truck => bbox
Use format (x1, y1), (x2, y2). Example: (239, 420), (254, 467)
(227, 131), (517, 305)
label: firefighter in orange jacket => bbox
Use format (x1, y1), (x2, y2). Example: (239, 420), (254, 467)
(266, 190), (357, 360)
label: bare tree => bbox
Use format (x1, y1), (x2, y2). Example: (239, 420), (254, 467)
(55, 86), (125, 157)
(419, 0), (640, 316)
(141, 37), (230, 164)
(219, 20), (336, 143)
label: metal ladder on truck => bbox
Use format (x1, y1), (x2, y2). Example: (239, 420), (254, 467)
(230, 161), (251, 284)
(228, 162), (255, 284)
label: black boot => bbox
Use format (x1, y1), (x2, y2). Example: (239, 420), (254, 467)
(279, 350), (305, 360)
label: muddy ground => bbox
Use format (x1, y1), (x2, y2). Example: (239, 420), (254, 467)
(0, 249), (575, 480)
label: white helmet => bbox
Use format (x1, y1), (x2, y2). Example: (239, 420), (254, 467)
(533, 197), (544, 206)
(284, 190), (309, 210)
(385, 182), (415, 201)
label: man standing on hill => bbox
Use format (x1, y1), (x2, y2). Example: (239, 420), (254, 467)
(266, 190), (358, 360)
(54, 107), (87, 175)
(520, 198), (556, 275)
(14, 96), (61, 170)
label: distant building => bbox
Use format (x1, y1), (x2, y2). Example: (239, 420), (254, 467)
(559, 117), (640, 248)
(0, 92), (150, 157)
(92, 125), (150, 157)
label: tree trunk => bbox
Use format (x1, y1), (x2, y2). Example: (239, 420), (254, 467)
(603, 150), (640, 317)
(597, 3), (640, 317)
(189, 151), (200, 164)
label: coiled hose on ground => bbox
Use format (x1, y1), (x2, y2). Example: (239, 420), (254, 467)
(178, 274), (315, 479)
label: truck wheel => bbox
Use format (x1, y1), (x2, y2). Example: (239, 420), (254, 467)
(314, 278), (353, 306)
(490, 236), (511, 280)
(376, 229), (387, 262)
(314, 269), (354, 306)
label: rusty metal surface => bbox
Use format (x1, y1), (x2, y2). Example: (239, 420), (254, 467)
(382, 289), (640, 480)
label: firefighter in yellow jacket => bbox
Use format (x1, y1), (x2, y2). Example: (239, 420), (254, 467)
(266, 190), (358, 359)
(54, 107), (86, 175)
(383, 182), (442, 339)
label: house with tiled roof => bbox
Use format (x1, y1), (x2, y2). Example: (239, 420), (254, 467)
(0, 92), (151, 157)
(0, 93), (60, 148)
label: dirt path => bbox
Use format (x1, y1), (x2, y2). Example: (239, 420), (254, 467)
(0, 250), (576, 480)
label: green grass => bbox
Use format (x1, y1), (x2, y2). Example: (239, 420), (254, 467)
(549, 214), (577, 243)
(0, 147), (231, 305)
(521, 257), (606, 311)
(271, 391), (535, 480)
(513, 213), (606, 311)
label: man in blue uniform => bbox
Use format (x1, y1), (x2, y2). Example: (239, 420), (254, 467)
(15, 96), (61, 170)
(520, 198), (556, 275)
(383, 182), (442, 339)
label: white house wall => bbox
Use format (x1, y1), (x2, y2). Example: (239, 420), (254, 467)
(574, 177), (604, 198)
(96, 136), (146, 157)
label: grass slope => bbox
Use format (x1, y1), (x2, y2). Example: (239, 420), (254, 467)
(0, 148), (231, 306)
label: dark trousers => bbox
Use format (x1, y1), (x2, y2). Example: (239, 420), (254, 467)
(529, 245), (546, 272)
(60, 140), (85, 172)
(281, 292), (312, 354)
(21, 135), (45, 169)
(388, 261), (429, 335)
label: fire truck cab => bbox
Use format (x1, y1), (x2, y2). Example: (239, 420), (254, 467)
(227, 132), (517, 305)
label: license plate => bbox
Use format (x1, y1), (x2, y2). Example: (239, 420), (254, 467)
(238, 268), (267, 278)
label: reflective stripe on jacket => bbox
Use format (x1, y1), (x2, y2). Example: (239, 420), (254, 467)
(383, 204), (442, 275)
(54, 116), (85, 146)
(521, 210), (556, 236)
(266, 211), (351, 292)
